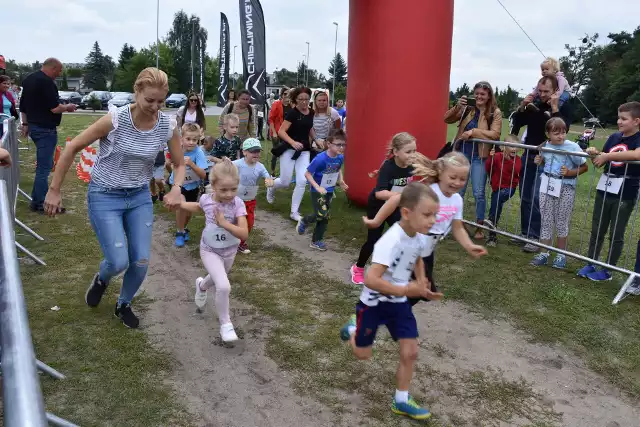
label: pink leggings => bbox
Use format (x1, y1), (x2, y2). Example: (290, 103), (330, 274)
(199, 248), (236, 325)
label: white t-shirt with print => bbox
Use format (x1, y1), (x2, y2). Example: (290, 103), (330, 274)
(359, 223), (430, 307)
(430, 183), (463, 236)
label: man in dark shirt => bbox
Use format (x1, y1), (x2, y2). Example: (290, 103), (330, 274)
(510, 75), (571, 250)
(20, 58), (76, 213)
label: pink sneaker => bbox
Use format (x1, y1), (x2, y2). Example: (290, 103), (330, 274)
(350, 264), (365, 285)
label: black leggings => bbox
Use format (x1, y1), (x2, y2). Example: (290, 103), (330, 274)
(408, 253), (437, 306)
(355, 204), (402, 268)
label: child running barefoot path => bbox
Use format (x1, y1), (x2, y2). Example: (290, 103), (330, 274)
(233, 138), (274, 254)
(340, 182), (443, 421)
(171, 123), (208, 247)
(350, 132), (417, 284)
(297, 129), (348, 251)
(182, 159), (249, 342)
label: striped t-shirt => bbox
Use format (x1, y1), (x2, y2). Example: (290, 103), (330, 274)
(312, 108), (340, 140)
(91, 105), (176, 189)
(218, 103), (255, 141)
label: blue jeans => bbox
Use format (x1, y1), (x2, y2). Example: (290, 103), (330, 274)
(488, 188), (517, 236)
(87, 184), (154, 305)
(519, 155), (542, 239)
(29, 125), (58, 209)
(459, 152), (487, 221)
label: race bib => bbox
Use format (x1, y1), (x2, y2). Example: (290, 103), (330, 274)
(390, 185), (406, 194)
(391, 247), (419, 282)
(202, 224), (240, 249)
(320, 172), (339, 188)
(238, 185), (258, 201)
(596, 174), (623, 194)
(258, 111), (264, 118)
(184, 167), (199, 185)
(539, 174), (561, 198)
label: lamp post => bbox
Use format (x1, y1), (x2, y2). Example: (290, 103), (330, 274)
(155, 0), (160, 68)
(305, 41), (310, 86)
(302, 54), (307, 87)
(233, 45), (237, 88)
(332, 22), (338, 105)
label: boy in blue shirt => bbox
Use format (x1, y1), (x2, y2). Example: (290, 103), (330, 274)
(296, 130), (348, 250)
(170, 123), (209, 247)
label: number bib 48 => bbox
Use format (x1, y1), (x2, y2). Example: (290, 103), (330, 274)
(596, 174), (623, 194)
(539, 174), (561, 197)
(320, 172), (339, 188)
(238, 185), (258, 201)
(202, 224), (240, 249)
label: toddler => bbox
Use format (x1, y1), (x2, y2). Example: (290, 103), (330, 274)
(523, 57), (571, 114)
(212, 113), (242, 163)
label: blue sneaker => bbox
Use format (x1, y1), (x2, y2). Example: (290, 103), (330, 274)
(531, 252), (549, 266)
(175, 232), (185, 247)
(552, 254), (566, 269)
(310, 241), (327, 251)
(587, 269), (612, 282)
(296, 218), (307, 235)
(577, 263), (596, 278)
(392, 396), (432, 420)
(184, 228), (190, 242)
(340, 314), (356, 341)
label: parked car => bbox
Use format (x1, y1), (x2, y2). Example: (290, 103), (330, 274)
(58, 91), (82, 105)
(165, 93), (187, 108)
(79, 91), (112, 110)
(108, 92), (134, 107)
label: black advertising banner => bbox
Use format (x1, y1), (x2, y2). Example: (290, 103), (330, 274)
(217, 13), (230, 107)
(239, 0), (266, 105)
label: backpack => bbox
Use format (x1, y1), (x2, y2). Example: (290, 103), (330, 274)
(227, 102), (253, 124)
(437, 107), (495, 158)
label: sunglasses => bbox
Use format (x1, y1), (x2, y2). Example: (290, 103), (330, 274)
(474, 82), (492, 91)
(189, 98), (198, 102)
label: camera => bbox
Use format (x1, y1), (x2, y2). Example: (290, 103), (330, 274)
(466, 97), (476, 107)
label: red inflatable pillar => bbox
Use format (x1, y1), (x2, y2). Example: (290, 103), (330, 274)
(345, 0), (454, 206)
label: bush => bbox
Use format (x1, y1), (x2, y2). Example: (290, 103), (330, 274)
(87, 95), (102, 111)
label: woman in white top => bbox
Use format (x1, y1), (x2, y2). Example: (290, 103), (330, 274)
(44, 68), (186, 329)
(176, 91), (206, 132)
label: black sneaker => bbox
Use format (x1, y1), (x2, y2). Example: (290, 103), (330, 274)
(114, 303), (140, 328)
(85, 273), (108, 307)
(158, 191), (165, 202)
(151, 194), (158, 203)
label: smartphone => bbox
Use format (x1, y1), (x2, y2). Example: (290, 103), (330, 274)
(466, 97), (476, 107)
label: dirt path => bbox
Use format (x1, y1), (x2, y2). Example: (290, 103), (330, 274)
(142, 216), (361, 427)
(255, 211), (640, 427)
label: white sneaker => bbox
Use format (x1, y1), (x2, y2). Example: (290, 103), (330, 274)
(220, 322), (238, 342)
(194, 277), (207, 309)
(290, 212), (302, 222)
(266, 186), (275, 204)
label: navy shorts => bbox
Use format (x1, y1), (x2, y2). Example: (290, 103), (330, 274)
(181, 187), (200, 202)
(354, 300), (418, 348)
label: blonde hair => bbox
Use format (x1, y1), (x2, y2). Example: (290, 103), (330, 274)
(411, 152), (469, 183)
(133, 67), (169, 93)
(541, 57), (560, 73)
(223, 113), (240, 125)
(505, 134), (519, 143)
(206, 158), (240, 194)
(399, 182), (439, 210)
(369, 132), (417, 178)
(181, 122), (201, 135)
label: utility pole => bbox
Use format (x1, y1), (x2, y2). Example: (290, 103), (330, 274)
(332, 22), (338, 105)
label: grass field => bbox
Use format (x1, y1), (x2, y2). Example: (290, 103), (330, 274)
(11, 112), (639, 425)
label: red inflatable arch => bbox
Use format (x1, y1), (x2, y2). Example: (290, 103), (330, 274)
(345, 0), (454, 206)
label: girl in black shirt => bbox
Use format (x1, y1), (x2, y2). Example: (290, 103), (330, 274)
(267, 87), (318, 221)
(350, 132), (417, 285)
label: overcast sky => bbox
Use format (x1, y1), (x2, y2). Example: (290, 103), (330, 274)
(6, 0), (640, 94)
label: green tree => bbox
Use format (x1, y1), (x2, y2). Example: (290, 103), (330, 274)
(273, 68), (298, 87)
(84, 41), (108, 90)
(166, 10), (208, 93)
(117, 43), (137, 70)
(296, 62), (324, 87)
(560, 33), (599, 94)
(334, 83), (346, 102)
(328, 52), (347, 86)
(61, 71), (69, 90)
(203, 55), (219, 100)
(114, 42), (178, 92)
(453, 83), (471, 99)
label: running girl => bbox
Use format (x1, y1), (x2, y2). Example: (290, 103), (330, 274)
(363, 152), (488, 304)
(531, 117), (587, 269)
(340, 182), (443, 421)
(183, 159), (248, 342)
(350, 132), (417, 285)
(232, 138), (274, 254)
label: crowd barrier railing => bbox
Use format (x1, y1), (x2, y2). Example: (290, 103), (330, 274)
(457, 138), (640, 305)
(1, 116), (46, 266)
(0, 180), (78, 426)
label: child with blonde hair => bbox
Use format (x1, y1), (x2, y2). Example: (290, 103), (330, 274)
(181, 159), (248, 342)
(522, 57), (572, 114)
(350, 132), (417, 285)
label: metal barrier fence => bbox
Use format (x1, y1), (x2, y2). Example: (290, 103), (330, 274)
(0, 116), (46, 265)
(457, 138), (640, 305)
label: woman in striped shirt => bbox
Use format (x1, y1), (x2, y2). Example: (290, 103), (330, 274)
(311, 91), (341, 160)
(44, 67), (186, 329)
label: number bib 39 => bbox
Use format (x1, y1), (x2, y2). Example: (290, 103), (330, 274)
(596, 174), (623, 194)
(320, 172), (339, 188)
(202, 224), (240, 249)
(539, 174), (561, 197)
(238, 185), (259, 201)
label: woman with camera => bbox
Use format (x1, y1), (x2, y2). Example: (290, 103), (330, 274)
(444, 81), (503, 239)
